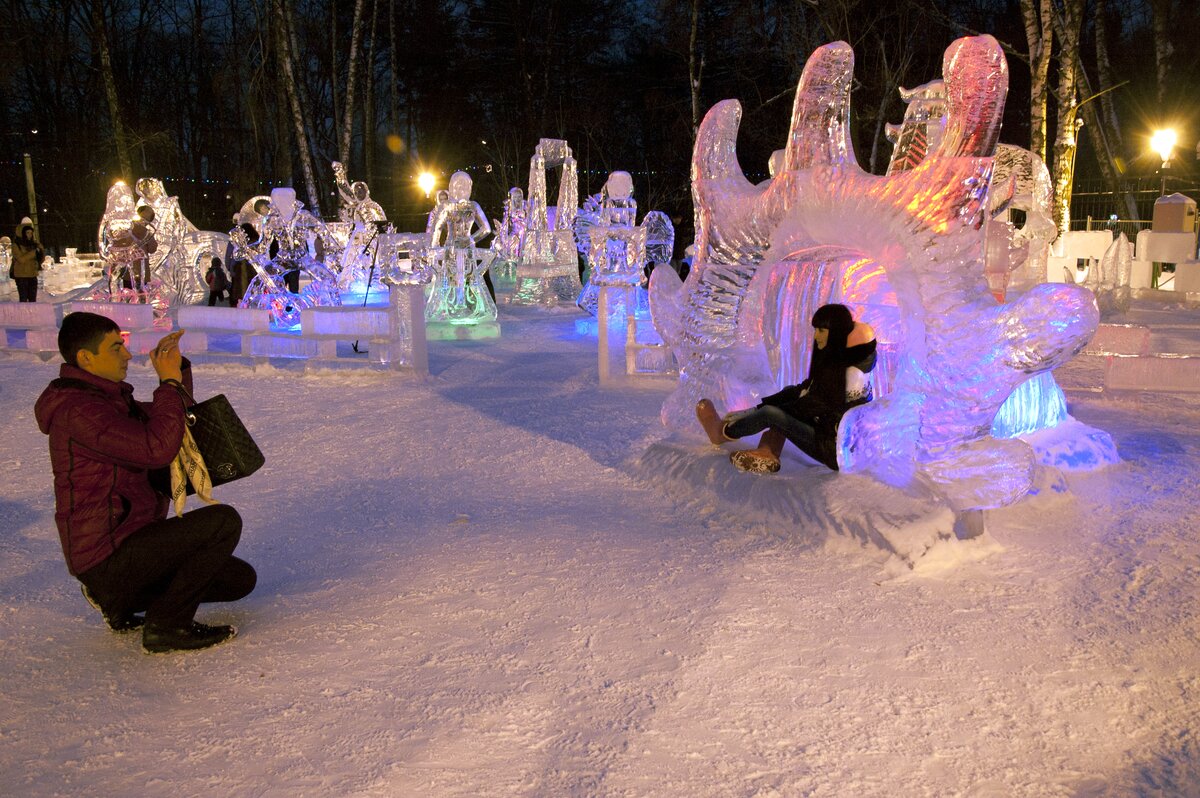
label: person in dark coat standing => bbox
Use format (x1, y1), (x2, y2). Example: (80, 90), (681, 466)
(205, 257), (230, 306)
(10, 218), (45, 302)
(35, 312), (256, 653)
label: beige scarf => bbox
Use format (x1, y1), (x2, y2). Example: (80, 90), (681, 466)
(169, 426), (220, 516)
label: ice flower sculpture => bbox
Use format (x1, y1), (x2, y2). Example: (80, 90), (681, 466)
(650, 35), (1105, 510)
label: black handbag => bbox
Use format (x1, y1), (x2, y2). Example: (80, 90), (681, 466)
(175, 387), (265, 492)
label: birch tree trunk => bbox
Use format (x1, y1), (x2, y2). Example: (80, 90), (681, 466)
(1020, 0), (1052, 163)
(363, 0), (380, 183)
(1150, 0), (1173, 105)
(1050, 0), (1083, 239)
(92, 0), (132, 180)
(340, 0), (368, 165)
(272, 0), (321, 210)
(689, 0), (704, 144)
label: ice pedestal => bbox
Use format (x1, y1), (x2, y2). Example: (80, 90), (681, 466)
(506, 230), (582, 306)
(379, 283), (428, 372)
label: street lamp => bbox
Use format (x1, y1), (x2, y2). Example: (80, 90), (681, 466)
(1151, 128), (1177, 195)
(417, 171), (436, 198)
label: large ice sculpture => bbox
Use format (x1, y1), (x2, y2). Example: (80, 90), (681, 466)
(235, 187), (343, 327)
(650, 35), (1108, 511)
(505, 138), (582, 305)
(574, 171), (675, 317)
(134, 178), (229, 306)
(424, 171), (497, 324)
(93, 178), (230, 311)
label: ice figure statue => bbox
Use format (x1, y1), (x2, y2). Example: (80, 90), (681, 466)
(98, 181), (158, 304)
(574, 171), (676, 318)
(133, 178), (229, 306)
(491, 187), (528, 295)
(331, 161), (392, 291)
(506, 138), (581, 305)
(424, 171), (497, 324)
(237, 187), (342, 327)
(649, 35), (1114, 511)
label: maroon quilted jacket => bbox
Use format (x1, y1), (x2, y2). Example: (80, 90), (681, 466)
(35, 364), (192, 576)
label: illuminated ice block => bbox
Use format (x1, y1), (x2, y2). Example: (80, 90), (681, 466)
(67, 301), (156, 331)
(0, 302), (60, 329)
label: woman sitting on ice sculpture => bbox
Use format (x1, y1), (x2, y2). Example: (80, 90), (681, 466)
(696, 304), (876, 474)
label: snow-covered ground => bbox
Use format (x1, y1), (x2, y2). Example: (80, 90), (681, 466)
(2, 300), (1198, 797)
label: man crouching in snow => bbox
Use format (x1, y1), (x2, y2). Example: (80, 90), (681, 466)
(35, 311), (255, 653)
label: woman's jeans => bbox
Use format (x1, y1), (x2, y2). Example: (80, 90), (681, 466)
(724, 404), (816, 453)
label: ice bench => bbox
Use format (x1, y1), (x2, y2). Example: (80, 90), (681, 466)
(0, 302), (62, 359)
(177, 305), (273, 362)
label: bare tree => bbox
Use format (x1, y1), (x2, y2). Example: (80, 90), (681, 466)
(1049, 0), (1084, 238)
(92, 0), (133, 180)
(272, 0), (320, 209)
(1020, 0), (1053, 163)
(689, 0), (704, 143)
(339, 0), (368, 165)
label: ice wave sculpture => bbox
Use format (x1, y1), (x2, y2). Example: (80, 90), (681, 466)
(574, 172), (675, 317)
(650, 35), (1103, 511)
(424, 171), (497, 324)
(236, 187), (343, 327)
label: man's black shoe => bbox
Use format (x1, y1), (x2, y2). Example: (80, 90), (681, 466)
(81, 584), (145, 633)
(142, 622), (237, 654)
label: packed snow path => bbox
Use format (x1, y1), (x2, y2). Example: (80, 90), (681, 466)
(2, 304), (1198, 796)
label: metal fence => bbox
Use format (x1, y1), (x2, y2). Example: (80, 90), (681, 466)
(1070, 175), (1199, 233)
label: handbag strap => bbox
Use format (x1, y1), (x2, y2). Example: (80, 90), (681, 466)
(159, 379), (199, 425)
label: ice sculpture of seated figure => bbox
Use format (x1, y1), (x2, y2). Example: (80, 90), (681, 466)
(491, 187), (528, 293)
(650, 35), (1111, 512)
(424, 171), (496, 324)
(237, 186), (341, 326)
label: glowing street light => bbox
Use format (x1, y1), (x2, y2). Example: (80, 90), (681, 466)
(1151, 128), (1177, 195)
(1151, 129), (1177, 164)
(417, 171), (436, 198)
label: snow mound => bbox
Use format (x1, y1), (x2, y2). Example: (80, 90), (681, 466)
(635, 437), (979, 569)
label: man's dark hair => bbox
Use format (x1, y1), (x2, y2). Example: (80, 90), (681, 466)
(58, 312), (120, 366)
